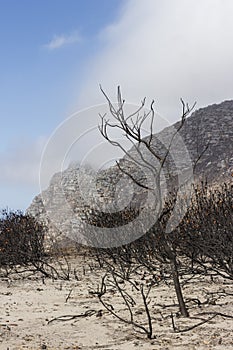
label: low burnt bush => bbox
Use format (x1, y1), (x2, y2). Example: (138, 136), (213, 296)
(0, 209), (46, 266)
(176, 182), (233, 279)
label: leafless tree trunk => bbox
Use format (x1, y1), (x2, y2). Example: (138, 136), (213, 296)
(98, 86), (196, 317)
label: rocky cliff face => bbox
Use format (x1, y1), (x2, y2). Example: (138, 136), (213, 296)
(27, 100), (233, 245)
(172, 100), (233, 181)
(126, 99), (233, 183)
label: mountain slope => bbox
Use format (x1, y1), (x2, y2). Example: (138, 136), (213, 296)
(27, 100), (233, 243)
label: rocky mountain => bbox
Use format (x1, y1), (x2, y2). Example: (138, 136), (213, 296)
(27, 100), (233, 245)
(167, 100), (233, 181)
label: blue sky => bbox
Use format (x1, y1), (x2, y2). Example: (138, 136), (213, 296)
(1, 0), (233, 211)
(0, 0), (123, 210)
(0, 0), (122, 139)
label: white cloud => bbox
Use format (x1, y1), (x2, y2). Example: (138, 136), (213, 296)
(76, 0), (233, 124)
(0, 136), (47, 186)
(0, 136), (49, 209)
(45, 31), (81, 50)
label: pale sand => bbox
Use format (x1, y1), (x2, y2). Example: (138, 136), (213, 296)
(0, 256), (232, 350)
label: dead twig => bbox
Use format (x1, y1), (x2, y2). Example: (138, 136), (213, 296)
(174, 314), (217, 333)
(174, 312), (233, 333)
(65, 289), (73, 303)
(196, 312), (233, 319)
(47, 310), (96, 324)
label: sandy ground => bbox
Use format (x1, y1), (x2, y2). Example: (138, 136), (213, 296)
(0, 255), (232, 350)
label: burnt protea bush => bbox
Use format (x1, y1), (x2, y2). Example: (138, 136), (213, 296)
(0, 209), (46, 266)
(176, 182), (233, 279)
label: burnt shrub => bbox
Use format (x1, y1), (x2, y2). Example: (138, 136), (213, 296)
(176, 182), (233, 279)
(0, 209), (46, 266)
